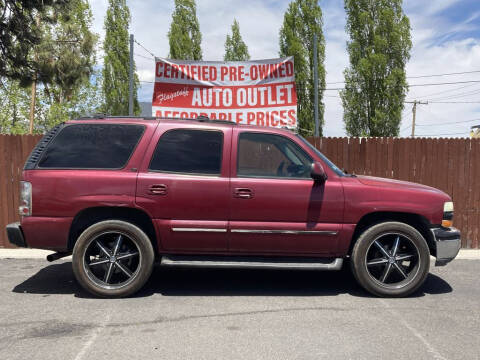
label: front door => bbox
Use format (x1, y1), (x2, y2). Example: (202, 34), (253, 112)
(229, 130), (344, 255)
(136, 125), (231, 252)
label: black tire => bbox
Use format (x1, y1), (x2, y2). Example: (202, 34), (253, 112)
(72, 220), (154, 298)
(350, 221), (430, 297)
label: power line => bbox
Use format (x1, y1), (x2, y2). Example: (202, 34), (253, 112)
(414, 109), (474, 133)
(325, 81), (347, 85)
(133, 39), (156, 58)
(414, 132), (470, 137)
(415, 117), (480, 126)
(324, 80), (480, 91)
(428, 101), (480, 104)
(408, 70), (480, 79)
(134, 53), (154, 61)
(326, 69), (480, 84)
(408, 83), (478, 100)
(409, 80), (480, 87)
(429, 88), (480, 101)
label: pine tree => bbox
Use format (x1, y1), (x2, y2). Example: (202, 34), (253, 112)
(102, 0), (140, 115)
(168, 0), (202, 60)
(0, 0), (68, 84)
(39, 71), (103, 132)
(279, 0), (325, 136)
(1, 0), (98, 133)
(224, 19), (250, 61)
(36, 0), (97, 104)
(341, 0), (412, 137)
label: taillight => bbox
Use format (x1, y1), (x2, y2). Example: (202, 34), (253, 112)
(19, 181), (32, 216)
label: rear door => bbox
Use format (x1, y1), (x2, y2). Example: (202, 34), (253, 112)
(135, 124), (231, 252)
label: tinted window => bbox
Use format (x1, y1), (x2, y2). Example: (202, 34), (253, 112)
(296, 134), (344, 176)
(150, 129), (223, 175)
(38, 124), (144, 169)
(237, 132), (312, 178)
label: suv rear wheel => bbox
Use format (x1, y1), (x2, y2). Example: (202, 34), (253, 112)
(350, 221), (430, 297)
(72, 220), (154, 298)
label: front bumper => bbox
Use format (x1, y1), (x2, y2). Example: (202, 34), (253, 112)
(6, 222), (27, 248)
(431, 226), (461, 266)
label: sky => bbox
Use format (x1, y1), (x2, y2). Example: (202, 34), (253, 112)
(89, 0), (480, 137)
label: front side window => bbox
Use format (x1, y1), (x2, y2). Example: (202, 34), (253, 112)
(38, 124), (144, 169)
(237, 132), (312, 179)
(149, 129), (223, 175)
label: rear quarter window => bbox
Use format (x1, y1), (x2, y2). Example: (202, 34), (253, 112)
(38, 124), (145, 169)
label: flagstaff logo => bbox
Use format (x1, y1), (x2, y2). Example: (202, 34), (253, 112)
(155, 87), (189, 104)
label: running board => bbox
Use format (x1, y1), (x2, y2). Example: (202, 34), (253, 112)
(160, 255), (343, 271)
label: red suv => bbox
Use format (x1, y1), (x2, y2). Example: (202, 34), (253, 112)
(6, 116), (461, 298)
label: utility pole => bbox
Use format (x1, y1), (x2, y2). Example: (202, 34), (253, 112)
(128, 34), (134, 116)
(405, 100), (428, 137)
(313, 33), (319, 137)
(29, 78), (36, 134)
(29, 15), (40, 134)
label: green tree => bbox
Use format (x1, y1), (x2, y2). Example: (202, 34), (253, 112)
(37, 72), (103, 132)
(35, 0), (97, 104)
(224, 19), (250, 61)
(0, 0), (67, 84)
(168, 0), (202, 60)
(0, 73), (103, 134)
(0, 79), (31, 133)
(0, 0), (99, 134)
(340, 0), (411, 137)
(279, 0), (325, 136)
(102, 0), (140, 115)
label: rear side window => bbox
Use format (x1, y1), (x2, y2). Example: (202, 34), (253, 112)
(38, 124), (144, 169)
(149, 129), (223, 175)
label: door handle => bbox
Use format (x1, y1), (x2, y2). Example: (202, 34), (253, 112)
(148, 184), (168, 195)
(234, 188), (254, 199)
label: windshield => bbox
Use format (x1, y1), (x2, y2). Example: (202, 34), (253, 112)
(296, 135), (345, 177)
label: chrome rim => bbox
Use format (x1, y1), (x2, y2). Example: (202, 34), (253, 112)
(83, 231), (141, 290)
(365, 232), (420, 288)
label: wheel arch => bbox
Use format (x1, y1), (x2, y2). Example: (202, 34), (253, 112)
(349, 211), (435, 256)
(68, 206), (158, 255)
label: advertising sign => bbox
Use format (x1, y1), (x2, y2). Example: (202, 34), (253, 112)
(152, 57), (297, 128)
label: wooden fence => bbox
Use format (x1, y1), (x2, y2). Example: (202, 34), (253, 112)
(307, 137), (480, 248)
(1, 135), (479, 248)
(1, 135), (43, 248)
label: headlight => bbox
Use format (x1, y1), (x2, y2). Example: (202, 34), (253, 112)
(442, 201), (453, 227)
(19, 181), (32, 217)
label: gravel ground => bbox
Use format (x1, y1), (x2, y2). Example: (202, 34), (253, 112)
(0, 258), (479, 360)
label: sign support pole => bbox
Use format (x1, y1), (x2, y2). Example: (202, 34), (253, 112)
(129, 34), (134, 116)
(313, 33), (319, 137)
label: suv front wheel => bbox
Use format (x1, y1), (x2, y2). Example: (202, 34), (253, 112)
(72, 220), (155, 298)
(350, 221), (430, 297)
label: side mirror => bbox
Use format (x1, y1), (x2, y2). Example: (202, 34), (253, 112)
(311, 161), (327, 182)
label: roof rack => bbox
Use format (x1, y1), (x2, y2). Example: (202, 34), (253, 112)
(75, 114), (157, 120)
(74, 114), (236, 125)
